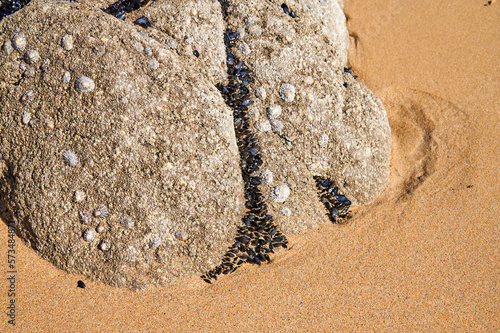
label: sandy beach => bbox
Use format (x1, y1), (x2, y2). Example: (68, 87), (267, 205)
(1, 0), (499, 331)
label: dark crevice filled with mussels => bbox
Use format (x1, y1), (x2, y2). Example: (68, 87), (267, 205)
(201, 1), (289, 284)
(313, 176), (352, 224)
(0, 0), (31, 21)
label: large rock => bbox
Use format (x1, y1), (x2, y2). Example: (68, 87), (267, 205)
(0, 0), (243, 289)
(223, 0), (391, 233)
(0, 0), (391, 288)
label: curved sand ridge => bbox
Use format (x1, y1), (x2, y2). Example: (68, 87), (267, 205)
(381, 88), (471, 204)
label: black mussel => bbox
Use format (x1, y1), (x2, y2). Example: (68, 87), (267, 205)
(320, 179), (331, 187)
(228, 31), (238, 39)
(249, 147), (259, 155)
(229, 67), (237, 76)
(281, 3), (289, 15)
(254, 257), (261, 265)
(328, 187), (338, 196)
(203, 278), (212, 284)
(336, 195), (347, 202)
(116, 12), (126, 20)
(245, 156), (255, 166)
(247, 248), (257, 257)
(339, 206), (350, 216)
(237, 236), (250, 244)
(193, 50), (200, 57)
(342, 199), (351, 206)
(133, 16), (152, 28)
(77, 280), (86, 289)
(238, 69), (249, 76)
(290, 11), (296, 18)
(235, 60), (244, 70)
(239, 86), (250, 94)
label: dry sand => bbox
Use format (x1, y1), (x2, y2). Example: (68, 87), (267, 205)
(1, 0), (499, 331)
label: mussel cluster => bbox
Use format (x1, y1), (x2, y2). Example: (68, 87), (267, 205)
(0, 0), (31, 21)
(200, 28), (288, 284)
(314, 176), (352, 224)
(103, 0), (153, 28)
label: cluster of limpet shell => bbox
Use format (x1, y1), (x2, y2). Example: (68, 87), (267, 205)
(200, 26), (288, 284)
(314, 176), (352, 224)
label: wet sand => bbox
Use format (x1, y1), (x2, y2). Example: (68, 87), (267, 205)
(1, 0), (499, 331)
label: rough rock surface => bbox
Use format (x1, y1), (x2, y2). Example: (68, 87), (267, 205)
(224, 0), (391, 233)
(0, 0), (391, 288)
(0, 1), (244, 289)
